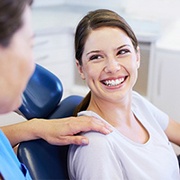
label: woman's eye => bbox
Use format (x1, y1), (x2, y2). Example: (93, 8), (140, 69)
(117, 49), (130, 55)
(89, 54), (102, 61)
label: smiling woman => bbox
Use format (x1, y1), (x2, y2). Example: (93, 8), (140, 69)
(68, 9), (180, 180)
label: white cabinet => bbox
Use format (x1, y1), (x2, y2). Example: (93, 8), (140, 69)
(34, 29), (74, 98)
(149, 20), (180, 121)
(32, 5), (80, 98)
(150, 48), (180, 120)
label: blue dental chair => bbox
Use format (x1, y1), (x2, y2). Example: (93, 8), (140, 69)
(17, 64), (83, 179)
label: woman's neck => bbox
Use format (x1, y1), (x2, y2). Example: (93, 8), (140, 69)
(87, 93), (133, 127)
(87, 93), (149, 144)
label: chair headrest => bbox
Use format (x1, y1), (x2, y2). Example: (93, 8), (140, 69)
(18, 64), (63, 119)
(49, 95), (83, 119)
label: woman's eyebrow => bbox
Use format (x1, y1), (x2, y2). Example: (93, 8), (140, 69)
(86, 50), (101, 56)
(117, 44), (131, 50)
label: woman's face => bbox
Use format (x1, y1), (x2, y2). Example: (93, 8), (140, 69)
(0, 5), (35, 113)
(77, 27), (140, 103)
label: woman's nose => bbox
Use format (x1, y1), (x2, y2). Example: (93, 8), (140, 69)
(104, 58), (121, 73)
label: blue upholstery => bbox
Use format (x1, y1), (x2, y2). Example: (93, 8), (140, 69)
(18, 64), (63, 119)
(18, 139), (69, 179)
(17, 64), (83, 179)
(17, 95), (83, 179)
(49, 95), (83, 119)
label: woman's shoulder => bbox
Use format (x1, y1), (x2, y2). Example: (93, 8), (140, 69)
(81, 130), (112, 150)
(68, 131), (115, 169)
(69, 130), (115, 159)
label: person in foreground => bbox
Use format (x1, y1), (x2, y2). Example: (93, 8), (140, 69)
(68, 9), (180, 179)
(0, 1), (112, 179)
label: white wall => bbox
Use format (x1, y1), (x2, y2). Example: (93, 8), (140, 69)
(126, 0), (180, 29)
(33, 0), (180, 29)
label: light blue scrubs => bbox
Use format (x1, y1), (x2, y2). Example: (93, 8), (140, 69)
(0, 130), (32, 179)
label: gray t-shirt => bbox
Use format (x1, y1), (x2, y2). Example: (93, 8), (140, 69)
(68, 91), (180, 180)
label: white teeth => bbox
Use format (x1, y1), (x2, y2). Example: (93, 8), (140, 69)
(103, 78), (124, 86)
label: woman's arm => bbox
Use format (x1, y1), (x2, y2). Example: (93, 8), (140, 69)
(1, 116), (112, 147)
(165, 118), (180, 146)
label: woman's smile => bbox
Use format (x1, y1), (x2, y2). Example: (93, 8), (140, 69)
(101, 76), (128, 87)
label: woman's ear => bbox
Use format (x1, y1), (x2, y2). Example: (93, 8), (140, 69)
(136, 46), (140, 69)
(76, 60), (85, 80)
